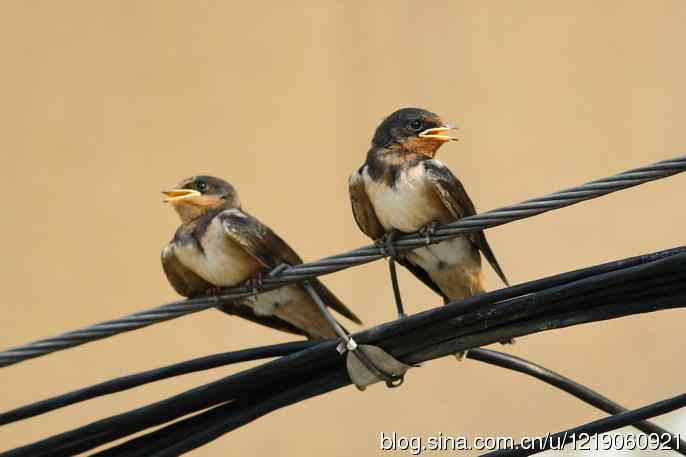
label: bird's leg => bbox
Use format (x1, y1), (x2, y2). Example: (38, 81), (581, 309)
(374, 230), (400, 258)
(375, 231), (406, 319)
(204, 286), (226, 304)
(456, 340), (515, 362)
(388, 257), (406, 319)
(419, 221), (439, 245)
(302, 281), (410, 390)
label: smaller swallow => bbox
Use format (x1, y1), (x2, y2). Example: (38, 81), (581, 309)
(161, 176), (362, 340)
(349, 107), (508, 308)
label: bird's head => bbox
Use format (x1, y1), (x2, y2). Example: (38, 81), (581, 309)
(370, 107), (458, 160)
(162, 175), (240, 223)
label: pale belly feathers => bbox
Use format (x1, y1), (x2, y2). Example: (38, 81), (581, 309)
(363, 164), (445, 234)
(174, 216), (261, 287)
(363, 163), (481, 277)
(173, 216), (313, 319)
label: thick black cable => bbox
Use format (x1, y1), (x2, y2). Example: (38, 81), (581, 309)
(93, 402), (238, 457)
(9, 256), (686, 456)
(1, 154), (684, 368)
(0, 342), (343, 457)
(129, 256), (686, 456)
(4, 248), (684, 457)
(1, 341), (678, 452)
(466, 349), (686, 452)
(373, 253), (686, 361)
(481, 393), (686, 456)
(96, 347), (685, 456)
(149, 372), (348, 457)
(0, 341), (317, 426)
(140, 280), (686, 456)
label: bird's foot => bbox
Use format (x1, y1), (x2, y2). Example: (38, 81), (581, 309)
(374, 231), (400, 258)
(419, 221), (439, 245)
(205, 286), (224, 296)
(268, 263), (291, 277)
(243, 271), (265, 294)
(454, 350), (469, 362)
(203, 286), (227, 305)
(499, 338), (516, 345)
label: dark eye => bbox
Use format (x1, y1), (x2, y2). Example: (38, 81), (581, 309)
(408, 119), (424, 132)
(196, 180), (207, 192)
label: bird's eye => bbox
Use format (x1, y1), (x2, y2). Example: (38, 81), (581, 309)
(408, 119), (424, 132)
(196, 181), (207, 191)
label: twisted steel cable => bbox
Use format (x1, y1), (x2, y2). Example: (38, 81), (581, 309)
(1, 154), (684, 368)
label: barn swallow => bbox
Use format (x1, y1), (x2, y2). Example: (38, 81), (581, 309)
(349, 107), (509, 312)
(161, 175), (362, 340)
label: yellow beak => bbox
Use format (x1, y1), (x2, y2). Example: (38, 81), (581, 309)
(161, 189), (201, 203)
(418, 124), (459, 142)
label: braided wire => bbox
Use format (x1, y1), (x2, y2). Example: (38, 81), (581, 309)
(1, 154), (684, 368)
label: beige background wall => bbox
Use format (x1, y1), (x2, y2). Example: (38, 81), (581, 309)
(1, 1), (685, 455)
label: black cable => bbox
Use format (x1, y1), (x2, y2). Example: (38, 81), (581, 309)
(401, 271), (685, 361)
(0, 341), (317, 426)
(3, 248), (684, 456)
(375, 254), (686, 363)
(4, 246), (681, 431)
(359, 246), (686, 347)
(92, 401), (237, 457)
(1, 154), (684, 368)
(143, 284), (686, 456)
(148, 371), (350, 457)
(92, 370), (349, 457)
(481, 393), (686, 456)
(96, 347), (686, 457)
(467, 349), (686, 453)
(0, 341), (343, 457)
(138, 256), (685, 456)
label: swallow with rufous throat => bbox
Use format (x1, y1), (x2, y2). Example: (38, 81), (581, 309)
(161, 175), (362, 340)
(349, 107), (509, 311)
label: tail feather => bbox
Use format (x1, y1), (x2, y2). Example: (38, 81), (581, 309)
(476, 231), (509, 286)
(308, 278), (363, 325)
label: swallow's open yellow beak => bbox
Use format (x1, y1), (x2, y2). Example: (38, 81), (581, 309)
(161, 189), (201, 203)
(418, 124), (459, 142)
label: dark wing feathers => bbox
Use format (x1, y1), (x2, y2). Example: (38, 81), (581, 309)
(395, 257), (447, 299)
(220, 209), (362, 324)
(423, 161), (476, 218)
(349, 169), (385, 240)
(424, 161), (509, 286)
(220, 209), (302, 268)
(472, 231), (509, 286)
(307, 278), (362, 324)
(218, 302), (310, 338)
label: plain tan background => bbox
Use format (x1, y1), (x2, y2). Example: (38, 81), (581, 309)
(1, 1), (685, 455)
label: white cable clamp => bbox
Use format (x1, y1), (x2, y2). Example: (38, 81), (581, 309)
(346, 338), (358, 351)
